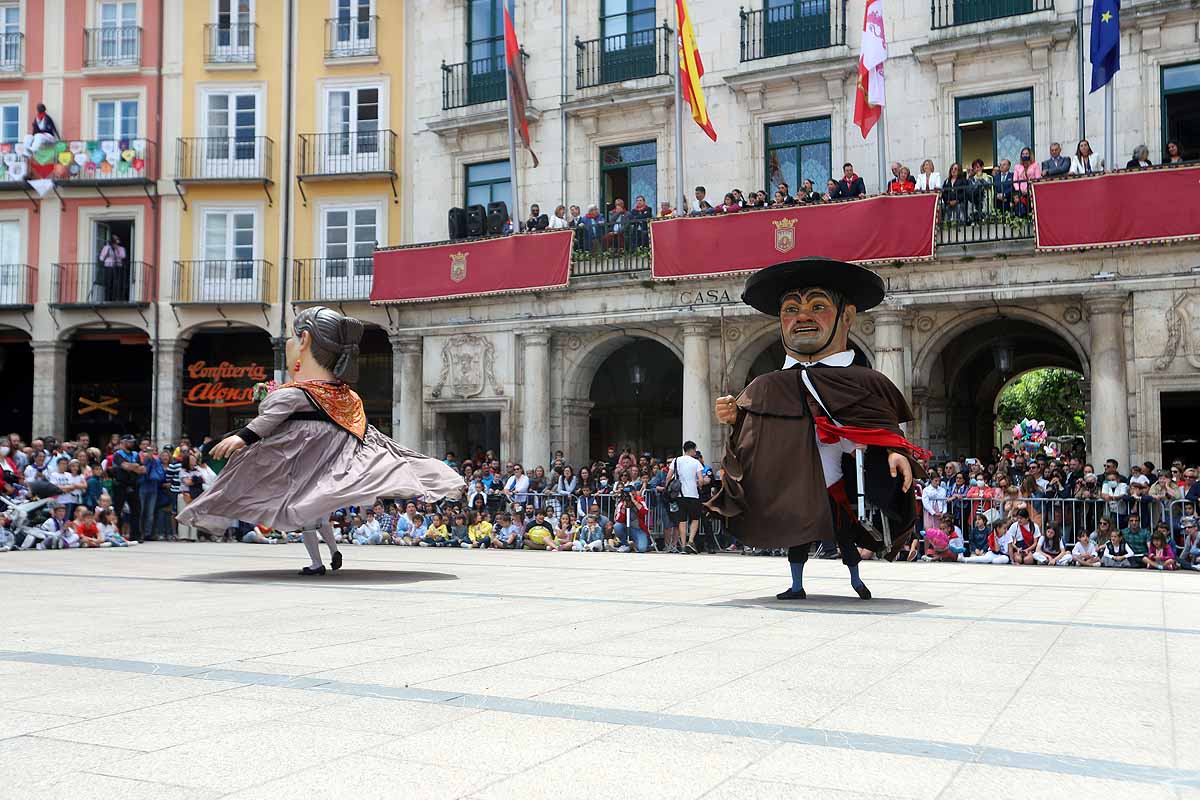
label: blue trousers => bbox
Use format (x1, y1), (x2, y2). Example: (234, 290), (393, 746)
(612, 523), (649, 552)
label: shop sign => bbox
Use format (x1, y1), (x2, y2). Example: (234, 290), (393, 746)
(184, 360), (269, 408)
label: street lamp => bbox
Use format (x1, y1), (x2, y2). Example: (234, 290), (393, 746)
(992, 340), (1014, 377)
(630, 364), (645, 397)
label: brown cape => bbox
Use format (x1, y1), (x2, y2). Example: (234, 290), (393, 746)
(705, 364), (921, 550)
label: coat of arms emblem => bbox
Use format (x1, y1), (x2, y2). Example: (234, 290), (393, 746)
(450, 251), (468, 283)
(773, 217), (797, 253)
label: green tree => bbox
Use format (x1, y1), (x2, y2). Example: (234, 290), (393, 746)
(996, 368), (1086, 436)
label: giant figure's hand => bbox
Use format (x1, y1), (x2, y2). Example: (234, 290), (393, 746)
(889, 452), (913, 492)
(210, 434), (246, 460)
(715, 395), (738, 425)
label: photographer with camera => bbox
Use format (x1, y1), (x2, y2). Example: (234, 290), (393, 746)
(612, 486), (650, 553)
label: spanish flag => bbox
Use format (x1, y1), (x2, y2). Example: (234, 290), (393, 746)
(676, 0), (716, 142)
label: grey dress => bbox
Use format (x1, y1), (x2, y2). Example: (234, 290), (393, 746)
(178, 386), (464, 532)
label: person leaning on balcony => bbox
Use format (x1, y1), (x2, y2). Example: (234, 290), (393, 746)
(1041, 142), (1071, 177)
(31, 103), (59, 149)
(579, 204), (602, 250)
(966, 159), (992, 220)
(887, 166), (915, 194)
(1126, 145), (1153, 170)
(993, 160), (1015, 213)
(525, 204), (549, 232)
(1069, 139), (1104, 175)
(832, 162), (866, 199)
(1163, 140), (1185, 164)
(798, 179), (821, 204)
(1012, 147), (1041, 216)
(548, 205), (569, 230)
(914, 159), (942, 192)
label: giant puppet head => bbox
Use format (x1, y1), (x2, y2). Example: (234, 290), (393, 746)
(742, 257), (885, 360)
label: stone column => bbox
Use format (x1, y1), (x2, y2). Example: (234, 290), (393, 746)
(1086, 294), (1130, 467)
(31, 340), (69, 439)
(154, 339), (188, 445)
(521, 329), (552, 468)
(871, 308), (909, 402)
(390, 334), (423, 448)
(681, 323), (712, 459)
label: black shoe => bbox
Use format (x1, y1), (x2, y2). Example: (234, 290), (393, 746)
(299, 565), (326, 576)
(853, 582), (872, 600)
(331, 551), (343, 571)
(685, 544), (699, 554)
(776, 588), (807, 600)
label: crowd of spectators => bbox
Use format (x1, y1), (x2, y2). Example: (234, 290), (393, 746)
(4, 429), (1199, 574)
(515, 139), (1194, 248)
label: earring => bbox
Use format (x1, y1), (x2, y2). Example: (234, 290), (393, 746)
(293, 360), (301, 374)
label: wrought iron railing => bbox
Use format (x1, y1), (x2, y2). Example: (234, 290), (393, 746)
(52, 261), (155, 306)
(0, 263), (35, 306)
(442, 50), (530, 110)
(297, 129), (397, 177)
(568, 218), (652, 277)
(84, 25), (141, 67)
(325, 15), (378, 59)
(934, 183), (1034, 245)
(293, 258), (374, 302)
(0, 32), (23, 72)
(204, 23), (257, 64)
(176, 137), (273, 181)
(172, 260), (272, 304)
(576, 23), (672, 89)
(932, 0), (1053, 28)
(739, 1), (846, 62)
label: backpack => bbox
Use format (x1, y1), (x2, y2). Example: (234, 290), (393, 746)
(666, 460), (682, 500)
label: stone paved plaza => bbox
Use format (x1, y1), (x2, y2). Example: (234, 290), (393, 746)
(2, 544), (1198, 799)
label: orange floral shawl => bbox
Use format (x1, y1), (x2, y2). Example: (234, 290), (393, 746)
(277, 380), (367, 440)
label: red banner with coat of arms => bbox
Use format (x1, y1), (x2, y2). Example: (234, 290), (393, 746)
(371, 230), (574, 304)
(649, 193), (938, 280)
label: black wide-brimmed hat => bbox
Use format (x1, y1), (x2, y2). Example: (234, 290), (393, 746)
(742, 257), (885, 316)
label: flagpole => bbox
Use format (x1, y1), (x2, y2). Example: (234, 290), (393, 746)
(1103, 80), (1114, 170)
(506, 72), (521, 232)
(673, 8), (686, 215)
(876, 105), (888, 192)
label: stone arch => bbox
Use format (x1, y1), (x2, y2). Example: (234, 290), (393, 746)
(176, 318), (273, 342)
(56, 318), (151, 342)
(0, 326), (33, 439)
(726, 318), (876, 391)
(562, 327), (684, 401)
(913, 306), (1090, 392)
(911, 306), (1090, 460)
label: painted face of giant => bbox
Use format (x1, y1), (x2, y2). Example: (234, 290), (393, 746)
(778, 288), (856, 357)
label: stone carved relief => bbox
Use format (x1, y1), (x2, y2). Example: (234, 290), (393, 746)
(431, 334), (504, 398)
(858, 318), (876, 336)
(1154, 292), (1200, 372)
(915, 315), (935, 333)
(1063, 305), (1083, 325)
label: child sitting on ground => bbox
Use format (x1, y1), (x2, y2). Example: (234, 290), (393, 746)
(450, 513), (471, 548)
(97, 508), (135, 546)
(468, 511), (494, 548)
(1145, 529), (1176, 571)
(574, 514), (605, 552)
(1033, 524), (1071, 565)
(963, 520), (1013, 564)
(523, 511), (557, 550)
(424, 513), (451, 546)
(1070, 530), (1098, 566)
(70, 506), (106, 548)
(0, 512), (14, 551)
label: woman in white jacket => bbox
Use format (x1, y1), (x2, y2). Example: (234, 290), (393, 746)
(1069, 139), (1104, 175)
(914, 159), (942, 192)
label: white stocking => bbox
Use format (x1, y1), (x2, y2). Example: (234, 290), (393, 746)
(317, 518), (339, 555)
(301, 530), (323, 568)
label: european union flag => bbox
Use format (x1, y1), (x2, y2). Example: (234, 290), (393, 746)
(1090, 0), (1121, 93)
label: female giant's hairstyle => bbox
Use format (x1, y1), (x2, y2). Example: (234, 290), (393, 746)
(293, 306), (365, 383)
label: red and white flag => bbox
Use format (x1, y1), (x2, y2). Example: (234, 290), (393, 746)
(504, 4), (538, 167)
(853, 0), (886, 139)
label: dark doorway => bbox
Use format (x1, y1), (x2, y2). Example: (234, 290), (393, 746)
(93, 218), (135, 303)
(182, 328), (273, 440)
(600, 141), (656, 218)
(1161, 391), (1200, 469)
(1163, 62), (1200, 161)
(356, 326), (392, 435)
(441, 411), (501, 463)
(589, 339), (681, 462)
(744, 338), (872, 387)
(0, 334), (32, 440)
(67, 330), (152, 441)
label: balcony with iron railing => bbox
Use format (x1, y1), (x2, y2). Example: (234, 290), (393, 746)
(84, 26), (141, 68)
(934, 184), (1034, 246)
(293, 257), (374, 303)
(931, 0), (1054, 29)
(51, 261), (155, 307)
(441, 50), (530, 111)
(325, 15), (378, 60)
(0, 264), (36, 308)
(576, 23), (672, 90)
(172, 260), (273, 305)
(296, 129), (397, 178)
(176, 137), (273, 182)
(0, 32), (23, 74)
(739, 1), (847, 62)
(204, 22), (257, 65)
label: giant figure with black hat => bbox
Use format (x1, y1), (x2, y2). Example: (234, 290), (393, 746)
(707, 257), (929, 599)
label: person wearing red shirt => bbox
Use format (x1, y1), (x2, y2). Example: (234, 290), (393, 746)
(887, 166), (915, 194)
(70, 507), (105, 547)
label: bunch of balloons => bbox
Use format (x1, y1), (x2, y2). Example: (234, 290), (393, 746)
(1012, 418), (1049, 454)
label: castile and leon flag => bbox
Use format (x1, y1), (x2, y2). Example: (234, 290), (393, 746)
(853, 0), (887, 138)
